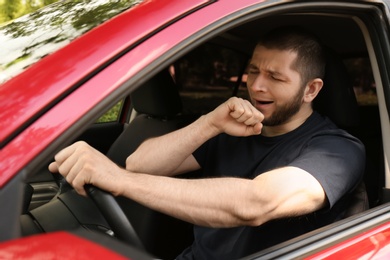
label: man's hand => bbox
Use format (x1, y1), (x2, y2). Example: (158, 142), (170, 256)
(48, 141), (125, 197)
(205, 97), (264, 137)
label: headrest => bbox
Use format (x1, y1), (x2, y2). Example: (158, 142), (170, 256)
(131, 69), (182, 117)
(313, 48), (360, 128)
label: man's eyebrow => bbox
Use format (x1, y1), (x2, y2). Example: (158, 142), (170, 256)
(248, 64), (285, 78)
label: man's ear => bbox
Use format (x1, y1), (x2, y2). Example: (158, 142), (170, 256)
(303, 78), (323, 103)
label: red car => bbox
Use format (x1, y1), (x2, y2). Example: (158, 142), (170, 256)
(1, 0), (390, 259)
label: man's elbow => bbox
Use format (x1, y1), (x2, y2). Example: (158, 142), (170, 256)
(241, 190), (326, 227)
(232, 198), (277, 227)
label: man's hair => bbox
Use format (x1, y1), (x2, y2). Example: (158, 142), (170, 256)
(257, 27), (326, 87)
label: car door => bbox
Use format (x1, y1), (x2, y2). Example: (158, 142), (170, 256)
(0, 0), (218, 243)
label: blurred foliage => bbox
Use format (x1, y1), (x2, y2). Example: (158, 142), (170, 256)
(96, 101), (123, 123)
(0, 0), (142, 83)
(0, 0), (59, 24)
(344, 57), (378, 105)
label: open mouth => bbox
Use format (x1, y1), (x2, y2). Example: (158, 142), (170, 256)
(257, 100), (273, 105)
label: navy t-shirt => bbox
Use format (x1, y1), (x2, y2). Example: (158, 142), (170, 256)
(177, 111), (365, 260)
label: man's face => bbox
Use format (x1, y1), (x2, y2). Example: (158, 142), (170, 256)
(246, 45), (305, 126)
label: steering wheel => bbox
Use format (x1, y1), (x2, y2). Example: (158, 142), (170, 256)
(52, 173), (144, 249)
(85, 185), (145, 249)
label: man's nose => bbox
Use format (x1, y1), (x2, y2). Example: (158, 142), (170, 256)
(249, 74), (267, 92)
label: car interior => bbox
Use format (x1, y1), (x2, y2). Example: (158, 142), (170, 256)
(20, 4), (387, 259)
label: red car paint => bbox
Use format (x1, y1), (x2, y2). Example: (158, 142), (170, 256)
(306, 222), (390, 259)
(0, 232), (128, 259)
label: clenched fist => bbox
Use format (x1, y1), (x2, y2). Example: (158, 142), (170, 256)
(204, 97), (264, 137)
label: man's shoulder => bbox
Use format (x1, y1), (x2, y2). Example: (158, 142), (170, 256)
(305, 112), (360, 139)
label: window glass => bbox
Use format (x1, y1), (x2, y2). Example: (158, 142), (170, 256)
(0, 0), (143, 84)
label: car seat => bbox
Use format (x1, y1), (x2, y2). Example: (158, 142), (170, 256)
(313, 47), (369, 217)
(106, 69), (195, 259)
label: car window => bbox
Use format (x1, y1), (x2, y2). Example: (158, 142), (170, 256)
(344, 57), (377, 106)
(173, 43), (378, 113)
(0, 0), (143, 84)
(96, 100), (124, 123)
(173, 43), (250, 116)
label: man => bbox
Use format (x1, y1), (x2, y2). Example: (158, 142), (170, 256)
(49, 28), (365, 259)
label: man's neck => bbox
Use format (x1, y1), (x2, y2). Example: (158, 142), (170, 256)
(261, 108), (313, 137)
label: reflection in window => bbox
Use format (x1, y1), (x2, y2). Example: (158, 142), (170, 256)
(0, 0), (143, 84)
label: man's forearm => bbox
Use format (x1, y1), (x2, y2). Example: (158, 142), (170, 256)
(119, 172), (269, 227)
(118, 167), (327, 228)
(125, 97), (263, 176)
(125, 115), (219, 176)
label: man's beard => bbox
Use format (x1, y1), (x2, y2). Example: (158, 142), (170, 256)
(261, 87), (305, 126)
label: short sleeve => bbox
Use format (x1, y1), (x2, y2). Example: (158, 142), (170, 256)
(289, 130), (365, 207)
